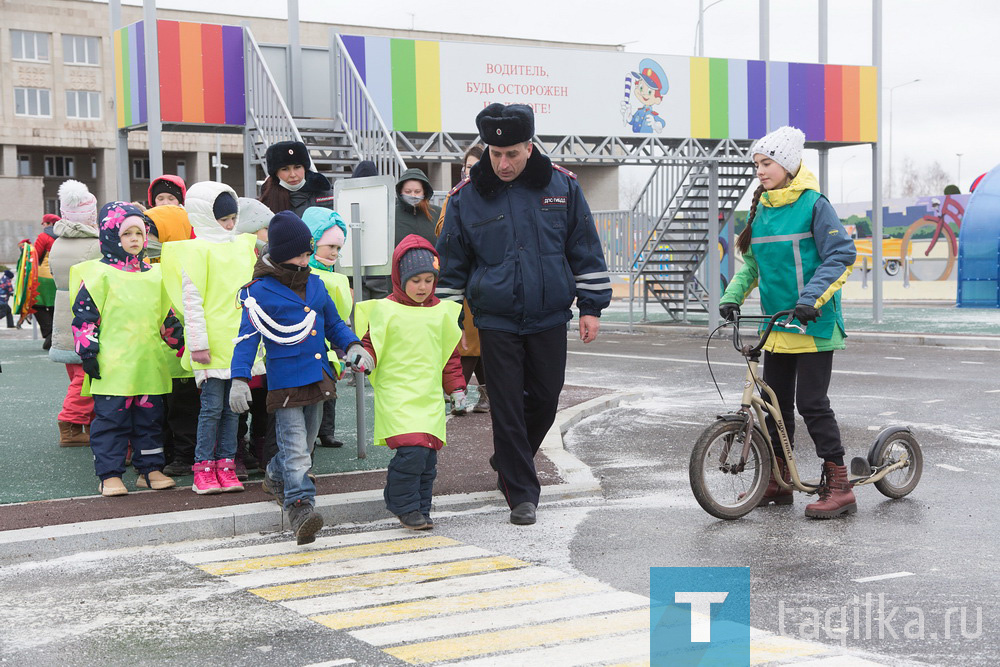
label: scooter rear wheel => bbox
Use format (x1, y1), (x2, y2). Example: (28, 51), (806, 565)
(869, 431), (923, 498)
(690, 420), (770, 520)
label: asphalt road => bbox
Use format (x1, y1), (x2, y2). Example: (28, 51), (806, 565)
(2, 327), (997, 666)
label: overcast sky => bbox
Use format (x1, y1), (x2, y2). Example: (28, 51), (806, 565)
(114, 0), (1000, 204)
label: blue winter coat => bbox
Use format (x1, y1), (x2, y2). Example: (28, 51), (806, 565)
(231, 270), (360, 390)
(435, 148), (612, 334)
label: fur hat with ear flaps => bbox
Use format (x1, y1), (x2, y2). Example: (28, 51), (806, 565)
(476, 103), (535, 147)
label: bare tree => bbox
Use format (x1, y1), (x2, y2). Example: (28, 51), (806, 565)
(899, 158), (952, 196)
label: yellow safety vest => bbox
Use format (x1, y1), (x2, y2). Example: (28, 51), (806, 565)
(69, 260), (172, 397)
(355, 299), (461, 447)
(311, 267), (353, 373)
(159, 234), (256, 371)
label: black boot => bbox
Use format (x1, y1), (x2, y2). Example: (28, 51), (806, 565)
(288, 500), (323, 545)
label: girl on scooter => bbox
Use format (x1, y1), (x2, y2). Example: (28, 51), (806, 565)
(719, 125), (858, 519)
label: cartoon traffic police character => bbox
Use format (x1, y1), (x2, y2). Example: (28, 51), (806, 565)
(621, 58), (668, 134)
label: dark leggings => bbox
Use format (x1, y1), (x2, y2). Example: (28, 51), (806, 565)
(461, 356), (486, 386)
(762, 350), (845, 466)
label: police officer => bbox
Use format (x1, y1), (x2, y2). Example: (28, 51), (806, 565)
(436, 104), (612, 525)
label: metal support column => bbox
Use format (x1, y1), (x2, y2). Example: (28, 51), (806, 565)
(241, 23), (256, 198)
(760, 0), (770, 130)
(109, 0), (130, 201)
(818, 148), (829, 195)
(872, 0), (884, 322)
(707, 161), (721, 334)
(288, 0), (303, 117)
(142, 0), (163, 180)
(350, 202), (367, 460)
(329, 30), (342, 129)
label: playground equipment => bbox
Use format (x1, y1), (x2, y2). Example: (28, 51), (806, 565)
(957, 164), (1000, 308)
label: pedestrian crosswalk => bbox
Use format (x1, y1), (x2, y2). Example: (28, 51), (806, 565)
(175, 528), (888, 666)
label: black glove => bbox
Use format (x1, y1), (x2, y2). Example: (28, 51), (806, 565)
(793, 304), (820, 324)
(719, 303), (741, 322)
(81, 356), (101, 380)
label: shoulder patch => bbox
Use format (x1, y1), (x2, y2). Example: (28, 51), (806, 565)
(553, 164), (577, 180)
(448, 178), (471, 196)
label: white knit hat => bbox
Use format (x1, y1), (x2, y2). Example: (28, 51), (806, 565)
(58, 179), (98, 227)
(236, 197), (274, 235)
(751, 125), (805, 175)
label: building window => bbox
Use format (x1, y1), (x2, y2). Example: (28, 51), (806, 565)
(18, 155), (32, 176)
(45, 199), (60, 215)
(11, 30), (50, 62)
(44, 156), (75, 178)
(66, 90), (101, 119)
(175, 160), (187, 182)
(62, 35), (100, 66)
(92, 157), (98, 180)
(14, 87), (52, 117)
(133, 159), (150, 180)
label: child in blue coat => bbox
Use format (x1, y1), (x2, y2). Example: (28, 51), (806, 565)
(229, 212), (373, 544)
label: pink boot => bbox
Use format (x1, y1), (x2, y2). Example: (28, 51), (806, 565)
(192, 460), (223, 495)
(215, 458), (245, 493)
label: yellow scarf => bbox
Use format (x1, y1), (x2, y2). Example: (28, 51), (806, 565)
(760, 164), (820, 208)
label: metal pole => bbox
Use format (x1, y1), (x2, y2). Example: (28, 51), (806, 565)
(109, 0), (130, 201)
(707, 161), (720, 334)
(142, 0), (163, 180)
(818, 0), (828, 62)
(350, 202), (367, 459)
(288, 0), (302, 117)
(760, 0), (769, 131)
(329, 30), (341, 128)
(872, 0), (884, 323)
(697, 0), (705, 57)
(241, 24), (256, 198)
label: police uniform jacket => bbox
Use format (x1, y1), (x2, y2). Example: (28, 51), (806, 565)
(435, 148), (612, 335)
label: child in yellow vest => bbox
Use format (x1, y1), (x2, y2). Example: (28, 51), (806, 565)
(160, 182), (257, 494)
(357, 235), (465, 530)
(70, 202), (183, 496)
(302, 206), (352, 448)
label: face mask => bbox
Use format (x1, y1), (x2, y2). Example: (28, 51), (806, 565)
(279, 262), (310, 273)
(278, 178), (307, 192)
(401, 194), (423, 207)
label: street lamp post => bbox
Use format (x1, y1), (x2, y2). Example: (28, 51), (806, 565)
(695, 0), (730, 56)
(888, 78), (920, 199)
(841, 154), (857, 203)
(956, 153), (963, 189)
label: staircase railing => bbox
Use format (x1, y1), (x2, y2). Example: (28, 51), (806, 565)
(628, 160), (699, 275)
(332, 34), (406, 181)
(244, 28), (303, 160)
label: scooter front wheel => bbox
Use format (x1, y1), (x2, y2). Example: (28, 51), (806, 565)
(690, 420), (770, 520)
(869, 431), (923, 498)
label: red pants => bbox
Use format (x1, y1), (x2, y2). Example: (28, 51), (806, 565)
(58, 363), (94, 425)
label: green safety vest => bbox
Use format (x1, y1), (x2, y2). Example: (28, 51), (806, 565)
(69, 261), (172, 397)
(750, 189), (844, 342)
(355, 299), (461, 447)
(311, 267), (353, 373)
(159, 235), (257, 372)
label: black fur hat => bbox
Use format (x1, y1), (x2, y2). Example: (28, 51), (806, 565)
(265, 141), (310, 177)
(476, 103), (534, 147)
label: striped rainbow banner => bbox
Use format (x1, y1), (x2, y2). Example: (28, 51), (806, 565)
(342, 35), (441, 133)
(690, 57), (877, 142)
(114, 20), (245, 129)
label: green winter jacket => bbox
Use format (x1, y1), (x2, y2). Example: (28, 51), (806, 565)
(722, 165), (856, 353)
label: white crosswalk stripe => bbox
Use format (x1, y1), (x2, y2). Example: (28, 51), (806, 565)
(176, 528), (892, 666)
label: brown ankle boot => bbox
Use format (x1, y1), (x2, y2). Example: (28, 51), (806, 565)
(759, 458), (794, 506)
(805, 462), (857, 519)
(58, 421), (90, 447)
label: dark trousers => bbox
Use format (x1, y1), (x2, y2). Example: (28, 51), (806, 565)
(384, 446), (437, 516)
(237, 385), (270, 446)
(91, 394), (165, 480)
(319, 396), (337, 438)
(461, 356), (486, 386)
(0, 302), (13, 328)
(479, 325), (566, 507)
(164, 377), (199, 465)
(34, 306), (54, 339)
(763, 350), (844, 463)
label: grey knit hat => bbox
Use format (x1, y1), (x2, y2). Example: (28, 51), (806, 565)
(751, 125), (805, 175)
(399, 248), (438, 285)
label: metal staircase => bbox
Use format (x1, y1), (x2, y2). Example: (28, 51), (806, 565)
(242, 29), (405, 195)
(629, 146), (757, 321)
